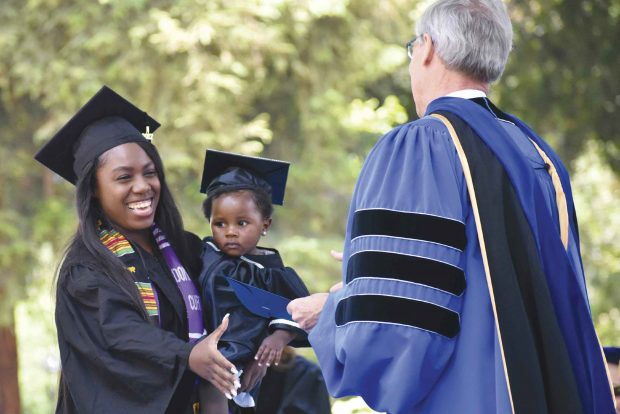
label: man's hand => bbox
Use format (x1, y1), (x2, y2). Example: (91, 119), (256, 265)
(329, 281), (343, 293)
(287, 293), (329, 331)
(286, 250), (343, 331)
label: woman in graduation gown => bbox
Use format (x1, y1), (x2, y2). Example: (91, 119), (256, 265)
(34, 86), (240, 414)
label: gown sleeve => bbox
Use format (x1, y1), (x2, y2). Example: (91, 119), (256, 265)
(262, 265), (310, 347)
(309, 118), (468, 413)
(55, 264), (195, 414)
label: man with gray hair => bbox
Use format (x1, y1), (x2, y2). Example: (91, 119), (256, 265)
(288, 0), (616, 412)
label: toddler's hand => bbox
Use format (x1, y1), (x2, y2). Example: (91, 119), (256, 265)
(239, 360), (267, 392)
(254, 330), (295, 367)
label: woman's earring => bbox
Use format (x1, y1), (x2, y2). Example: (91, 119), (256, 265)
(261, 230), (267, 236)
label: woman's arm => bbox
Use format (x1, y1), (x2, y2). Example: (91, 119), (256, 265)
(57, 264), (238, 412)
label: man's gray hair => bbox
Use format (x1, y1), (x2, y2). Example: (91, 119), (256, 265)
(416, 0), (513, 83)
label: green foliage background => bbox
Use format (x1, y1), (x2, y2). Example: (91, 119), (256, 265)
(0, 0), (618, 412)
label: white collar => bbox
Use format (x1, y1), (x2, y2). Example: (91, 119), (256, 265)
(445, 89), (487, 99)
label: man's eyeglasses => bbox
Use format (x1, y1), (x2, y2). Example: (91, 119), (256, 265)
(406, 35), (420, 59)
(614, 385), (620, 397)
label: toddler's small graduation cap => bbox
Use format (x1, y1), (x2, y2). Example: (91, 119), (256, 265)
(604, 346), (620, 364)
(200, 149), (290, 205)
(34, 85), (160, 185)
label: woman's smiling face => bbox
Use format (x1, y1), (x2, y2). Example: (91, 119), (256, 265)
(95, 143), (160, 242)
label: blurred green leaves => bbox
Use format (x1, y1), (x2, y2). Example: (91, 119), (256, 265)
(1, 0), (619, 411)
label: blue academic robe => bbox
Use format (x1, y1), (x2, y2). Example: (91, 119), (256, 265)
(309, 97), (615, 413)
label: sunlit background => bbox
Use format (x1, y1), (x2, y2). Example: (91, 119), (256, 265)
(1, 0), (619, 412)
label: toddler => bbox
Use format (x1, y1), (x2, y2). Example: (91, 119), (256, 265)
(198, 150), (309, 413)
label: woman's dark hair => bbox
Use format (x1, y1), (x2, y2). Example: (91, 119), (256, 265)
(202, 187), (273, 221)
(58, 141), (189, 317)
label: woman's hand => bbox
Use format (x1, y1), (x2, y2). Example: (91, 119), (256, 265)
(188, 314), (239, 398)
(239, 359), (268, 392)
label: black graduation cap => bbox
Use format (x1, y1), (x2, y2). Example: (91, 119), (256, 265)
(34, 85), (160, 184)
(200, 149), (290, 205)
(604, 346), (620, 364)
(225, 277), (293, 320)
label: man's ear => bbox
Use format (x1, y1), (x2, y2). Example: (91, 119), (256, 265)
(420, 33), (435, 65)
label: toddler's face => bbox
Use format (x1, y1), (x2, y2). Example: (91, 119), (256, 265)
(210, 190), (270, 257)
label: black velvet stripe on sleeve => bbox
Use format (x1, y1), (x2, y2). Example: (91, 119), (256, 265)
(436, 111), (584, 414)
(335, 294), (460, 338)
(346, 250), (465, 296)
(351, 209), (467, 251)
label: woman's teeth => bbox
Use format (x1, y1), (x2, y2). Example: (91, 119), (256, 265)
(128, 200), (152, 210)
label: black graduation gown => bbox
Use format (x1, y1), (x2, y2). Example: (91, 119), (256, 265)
(199, 237), (309, 365)
(255, 355), (331, 414)
(55, 232), (203, 414)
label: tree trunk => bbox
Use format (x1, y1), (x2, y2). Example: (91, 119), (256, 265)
(0, 313), (21, 414)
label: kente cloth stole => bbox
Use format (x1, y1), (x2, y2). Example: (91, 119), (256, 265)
(99, 224), (206, 342)
(99, 226), (161, 321)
